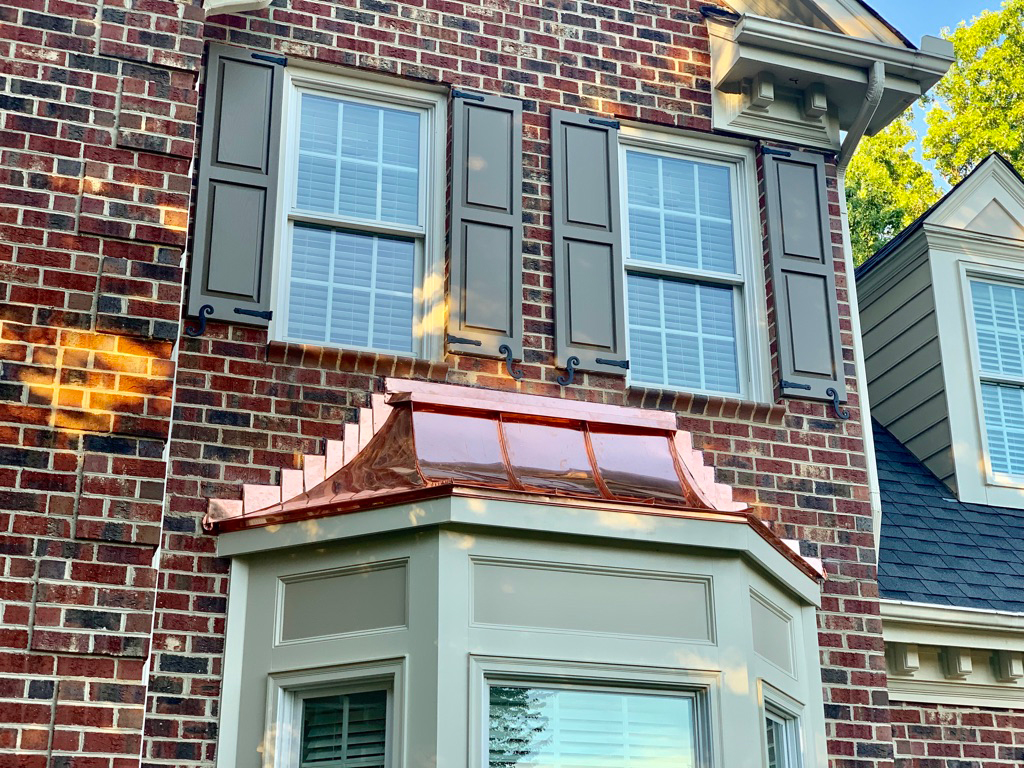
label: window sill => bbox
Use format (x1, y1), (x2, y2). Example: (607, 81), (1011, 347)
(266, 340), (450, 379)
(625, 385), (786, 425)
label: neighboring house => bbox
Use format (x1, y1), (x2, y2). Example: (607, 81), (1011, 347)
(0, 1), (961, 767)
(858, 153), (1024, 766)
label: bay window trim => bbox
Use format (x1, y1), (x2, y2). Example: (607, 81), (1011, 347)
(469, 655), (719, 768)
(617, 126), (770, 403)
(265, 658), (404, 768)
(268, 68), (447, 360)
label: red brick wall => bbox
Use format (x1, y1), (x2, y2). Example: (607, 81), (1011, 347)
(0, 0), (891, 767)
(891, 702), (1024, 767)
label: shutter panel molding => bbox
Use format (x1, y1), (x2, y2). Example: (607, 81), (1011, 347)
(764, 148), (846, 403)
(188, 43), (284, 327)
(448, 90), (524, 358)
(550, 109), (628, 374)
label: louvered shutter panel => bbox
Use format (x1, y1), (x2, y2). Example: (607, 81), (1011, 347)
(550, 109), (628, 374)
(764, 148), (845, 402)
(448, 91), (523, 358)
(301, 690), (387, 768)
(187, 44), (284, 327)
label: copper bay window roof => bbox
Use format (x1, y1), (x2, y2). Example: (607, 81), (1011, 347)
(204, 380), (823, 580)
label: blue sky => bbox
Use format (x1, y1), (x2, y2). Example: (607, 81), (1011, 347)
(868, 0), (997, 42)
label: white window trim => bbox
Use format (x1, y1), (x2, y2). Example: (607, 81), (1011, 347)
(265, 658), (405, 768)
(961, 263), (1024, 491)
(759, 681), (804, 768)
(268, 68), (447, 361)
(617, 126), (771, 403)
(469, 655), (719, 768)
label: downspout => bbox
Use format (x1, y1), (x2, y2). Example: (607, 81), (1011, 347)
(836, 60), (886, 556)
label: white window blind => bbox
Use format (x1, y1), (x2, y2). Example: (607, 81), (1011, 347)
(301, 689), (388, 768)
(624, 149), (741, 395)
(285, 91), (424, 354)
(970, 280), (1024, 477)
(488, 685), (697, 768)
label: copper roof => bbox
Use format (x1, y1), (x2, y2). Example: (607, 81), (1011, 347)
(204, 380), (823, 580)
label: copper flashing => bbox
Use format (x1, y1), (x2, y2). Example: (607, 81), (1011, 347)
(203, 381), (822, 581)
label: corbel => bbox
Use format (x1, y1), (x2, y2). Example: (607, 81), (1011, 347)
(941, 647), (974, 680)
(886, 642), (920, 676)
(994, 650), (1024, 682)
(803, 82), (828, 119)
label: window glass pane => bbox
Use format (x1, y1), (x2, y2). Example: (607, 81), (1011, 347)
(981, 382), (1024, 476)
(625, 150), (735, 273)
(971, 280), (1024, 377)
(288, 223), (415, 353)
(765, 716), (786, 768)
(296, 93), (421, 226)
(488, 686), (696, 768)
(627, 273), (739, 394)
(301, 689), (387, 768)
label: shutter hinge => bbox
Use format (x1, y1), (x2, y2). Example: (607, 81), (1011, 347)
(595, 357), (629, 370)
(589, 117), (620, 129)
(780, 380), (812, 391)
(234, 307), (273, 321)
(452, 89), (485, 102)
(251, 53), (287, 67)
(447, 334), (482, 346)
(761, 147), (792, 157)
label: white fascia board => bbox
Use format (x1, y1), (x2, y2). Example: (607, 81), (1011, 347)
(881, 598), (1024, 652)
(710, 14), (952, 133)
(217, 495), (823, 607)
(203, 0), (272, 16)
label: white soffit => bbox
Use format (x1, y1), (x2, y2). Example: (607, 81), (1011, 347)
(203, 0), (272, 16)
(723, 0), (909, 46)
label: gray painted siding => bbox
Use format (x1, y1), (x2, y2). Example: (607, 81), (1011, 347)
(860, 256), (955, 489)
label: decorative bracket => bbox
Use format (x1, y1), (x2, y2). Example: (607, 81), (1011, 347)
(826, 387), (850, 421)
(499, 344), (524, 380)
(184, 304), (214, 337)
(556, 356), (580, 387)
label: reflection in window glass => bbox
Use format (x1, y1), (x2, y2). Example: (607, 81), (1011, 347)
(301, 689), (388, 768)
(488, 685), (696, 768)
(765, 710), (799, 768)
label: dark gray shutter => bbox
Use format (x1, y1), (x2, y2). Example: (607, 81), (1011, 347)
(764, 148), (845, 402)
(550, 110), (628, 374)
(187, 44), (284, 327)
(448, 91), (523, 358)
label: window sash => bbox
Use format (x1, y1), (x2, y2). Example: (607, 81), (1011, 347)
(764, 709), (801, 768)
(620, 143), (751, 398)
(487, 683), (700, 768)
(278, 83), (433, 356)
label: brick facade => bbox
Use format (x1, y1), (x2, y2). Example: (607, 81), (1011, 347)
(1, 0), (894, 766)
(890, 703), (1024, 767)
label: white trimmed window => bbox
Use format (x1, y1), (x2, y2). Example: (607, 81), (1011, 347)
(275, 680), (394, 768)
(764, 706), (801, 768)
(620, 132), (766, 400)
(970, 278), (1024, 478)
(487, 682), (702, 767)
(275, 75), (445, 358)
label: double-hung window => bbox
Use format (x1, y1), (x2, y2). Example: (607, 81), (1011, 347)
(620, 134), (765, 400)
(969, 278), (1024, 479)
(277, 77), (444, 357)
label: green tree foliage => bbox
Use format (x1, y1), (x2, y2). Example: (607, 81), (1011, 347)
(924, 0), (1024, 184)
(845, 113), (941, 264)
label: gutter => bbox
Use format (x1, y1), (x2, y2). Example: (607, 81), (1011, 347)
(836, 61), (886, 556)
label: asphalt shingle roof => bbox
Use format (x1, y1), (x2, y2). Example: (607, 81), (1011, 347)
(874, 420), (1024, 614)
